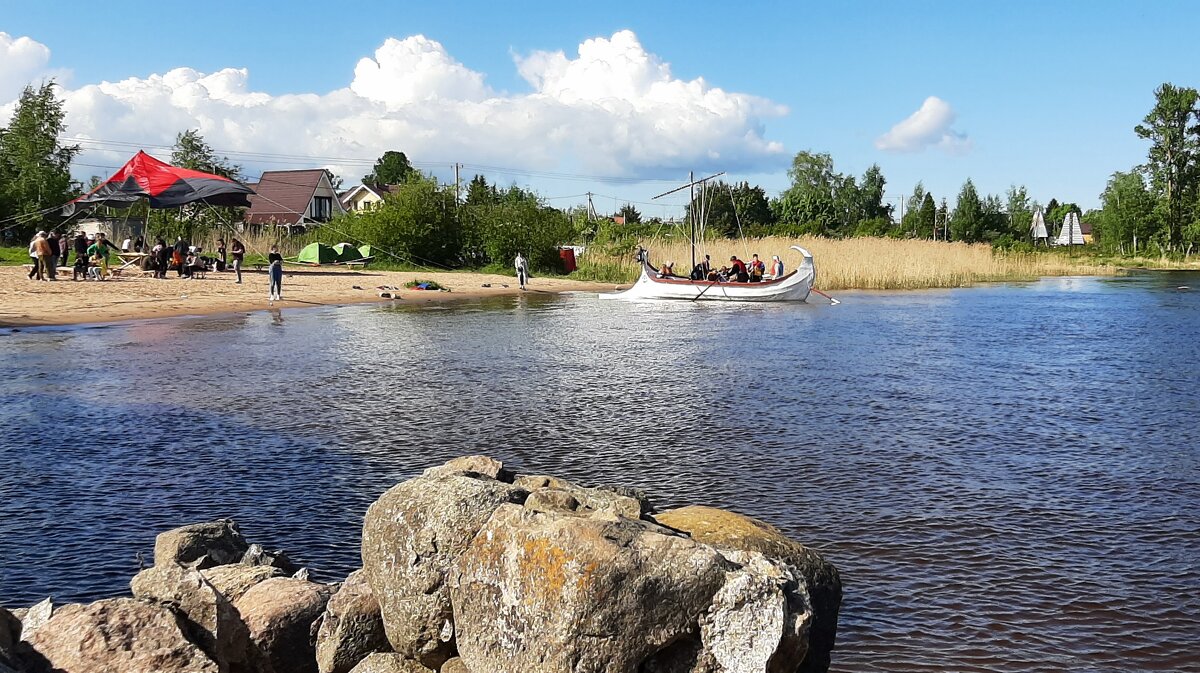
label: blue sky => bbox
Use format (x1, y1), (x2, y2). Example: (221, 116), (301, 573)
(2, 0), (1198, 214)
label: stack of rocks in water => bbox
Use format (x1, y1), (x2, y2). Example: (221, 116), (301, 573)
(4, 456), (841, 673)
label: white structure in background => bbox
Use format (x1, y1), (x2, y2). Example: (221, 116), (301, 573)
(1030, 209), (1049, 245)
(1055, 212), (1086, 246)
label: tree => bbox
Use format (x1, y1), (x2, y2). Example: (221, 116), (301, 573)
(900, 182), (926, 237)
(1095, 171), (1158, 252)
(1005, 185), (1033, 240)
(617, 203), (642, 224)
(918, 192), (937, 239)
(0, 81), (80, 238)
(950, 179), (984, 242)
(773, 151), (842, 235)
(856, 164), (890, 223)
(686, 181), (773, 238)
(364, 150), (415, 186)
(1135, 83), (1200, 249)
(171, 129), (240, 178)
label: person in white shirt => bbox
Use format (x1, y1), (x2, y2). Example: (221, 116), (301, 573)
(121, 237), (132, 252)
(515, 253), (529, 290)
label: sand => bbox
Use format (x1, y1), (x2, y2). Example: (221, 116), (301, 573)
(0, 265), (618, 327)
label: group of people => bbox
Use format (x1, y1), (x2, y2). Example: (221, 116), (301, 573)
(661, 253), (785, 283)
(27, 230), (120, 281)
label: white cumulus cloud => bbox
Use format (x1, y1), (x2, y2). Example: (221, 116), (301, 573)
(875, 96), (971, 154)
(0, 31), (68, 105)
(0, 30), (789, 184)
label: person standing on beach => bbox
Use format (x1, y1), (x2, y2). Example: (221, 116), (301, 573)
(515, 252), (529, 290)
(216, 239), (228, 272)
(73, 231), (87, 266)
(230, 238), (245, 284)
(267, 245), (284, 301)
(28, 232), (51, 281)
(154, 238), (170, 279)
(47, 232), (61, 280)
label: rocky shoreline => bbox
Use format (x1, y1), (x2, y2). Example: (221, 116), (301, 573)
(0, 456), (842, 673)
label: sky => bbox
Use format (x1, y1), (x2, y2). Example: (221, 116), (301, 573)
(2, 0), (1198, 217)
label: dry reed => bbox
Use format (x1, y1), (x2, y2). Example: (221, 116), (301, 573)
(585, 236), (1122, 290)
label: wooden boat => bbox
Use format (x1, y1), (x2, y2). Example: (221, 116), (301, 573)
(601, 246), (815, 302)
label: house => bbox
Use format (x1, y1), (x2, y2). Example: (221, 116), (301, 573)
(1080, 221), (1094, 245)
(339, 183), (398, 212)
(244, 169), (345, 231)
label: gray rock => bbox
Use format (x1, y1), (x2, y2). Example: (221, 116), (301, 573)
(421, 456), (511, 482)
(18, 598), (52, 642)
(242, 544), (299, 575)
(316, 570), (389, 673)
(20, 597), (219, 673)
(347, 652), (434, 673)
(449, 504), (728, 673)
(514, 474), (644, 519)
(131, 562), (255, 673)
(201, 564), (284, 603)
(361, 463), (527, 668)
(155, 520), (249, 569)
(654, 506), (841, 673)
(233, 577), (335, 673)
(0, 608), (19, 668)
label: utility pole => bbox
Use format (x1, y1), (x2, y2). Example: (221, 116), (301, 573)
(586, 192), (598, 221)
(454, 163), (461, 202)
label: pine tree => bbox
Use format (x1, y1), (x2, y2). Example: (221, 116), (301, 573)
(0, 82), (79, 238)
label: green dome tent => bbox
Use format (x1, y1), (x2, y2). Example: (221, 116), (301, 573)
(356, 244), (376, 260)
(333, 243), (362, 262)
(296, 242), (340, 265)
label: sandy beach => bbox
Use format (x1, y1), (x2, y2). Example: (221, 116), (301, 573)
(0, 265), (617, 327)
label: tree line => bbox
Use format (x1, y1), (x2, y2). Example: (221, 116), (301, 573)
(3, 79), (1197, 264)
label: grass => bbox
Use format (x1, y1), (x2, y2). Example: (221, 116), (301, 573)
(574, 236), (1187, 290)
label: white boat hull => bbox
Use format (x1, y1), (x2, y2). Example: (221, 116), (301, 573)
(601, 246), (816, 302)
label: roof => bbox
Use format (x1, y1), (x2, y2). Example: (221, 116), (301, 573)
(245, 169), (328, 225)
(339, 183), (400, 210)
(1080, 221), (1093, 235)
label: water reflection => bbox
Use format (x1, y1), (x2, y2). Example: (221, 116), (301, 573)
(1, 272), (1198, 672)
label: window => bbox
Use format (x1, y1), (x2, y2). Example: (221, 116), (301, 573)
(312, 196), (333, 222)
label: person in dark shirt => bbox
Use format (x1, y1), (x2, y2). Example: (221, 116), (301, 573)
(728, 256), (749, 283)
(267, 245), (284, 301)
(73, 232), (88, 264)
(230, 238), (245, 284)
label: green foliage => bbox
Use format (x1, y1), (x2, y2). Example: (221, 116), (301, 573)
(0, 82), (79, 239)
(364, 151), (415, 186)
(1005, 185), (1033, 240)
(1135, 83), (1200, 249)
(617, 203), (642, 224)
(918, 192), (937, 239)
(1093, 171), (1159, 252)
(149, 129), (245, 242)
(331, 174), (461, 267)
(686, 180), (774, 238)
(951, 179), (984, 242)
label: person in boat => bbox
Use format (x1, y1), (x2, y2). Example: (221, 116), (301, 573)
(728, 255), (749, 282)
(770, 255), (784, 279)
(658, 261), (675, 278)
(748, 254), (765, 282)
(690, 254), (712, 280)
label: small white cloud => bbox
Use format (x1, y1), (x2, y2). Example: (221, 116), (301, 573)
(875, 96), (971, 154)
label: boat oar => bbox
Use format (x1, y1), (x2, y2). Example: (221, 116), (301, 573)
(692, 280), (719, 301)
(811, 288), (840, 305)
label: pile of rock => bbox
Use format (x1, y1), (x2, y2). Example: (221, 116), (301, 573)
(2, 456), (841, 673)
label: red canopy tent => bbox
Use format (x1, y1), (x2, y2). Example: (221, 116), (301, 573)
(66, 150), (255, 213)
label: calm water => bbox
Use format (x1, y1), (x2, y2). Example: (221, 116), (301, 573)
(1, 274), (1198, 672)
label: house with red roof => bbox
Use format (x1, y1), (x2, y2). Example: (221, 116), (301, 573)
(244, 169), (345, 232)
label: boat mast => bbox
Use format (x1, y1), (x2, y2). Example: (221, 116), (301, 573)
(651, 170), (724, 272)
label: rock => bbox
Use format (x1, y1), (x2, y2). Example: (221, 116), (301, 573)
(155, 520), (249, 569)
(294, 568), (311, 581)
(449, 504), (728, 673)
(439, 657), (469, 673)
(201, 564), (284, 603)
(233, 577), (335, 673)
(0, 608), (19, 667)
(131, 562), (254, 672)
(701, 552), (813, 673)
(523, 487), (581, 513)
(19, 598), (52, 641)
(242, 544), (299, 575)
(361, 463), (527, 667)
(514, 474), (644, 519)
(316, 570), (389, 673)
(20, 597), (219, 673)
(654, 506), (841, 673)
(421, 456), (511, 482)
(346, 652), (434, 673)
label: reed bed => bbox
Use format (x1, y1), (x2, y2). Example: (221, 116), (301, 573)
(579, 236), (1122, 290)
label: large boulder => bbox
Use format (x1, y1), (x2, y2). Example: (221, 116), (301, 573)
(449, 504), (729, 673)
(201, 564), (285, 603)
(233, 577), (335, 673)
(346, 652), (434, 673)
(18, 598), (53, 642)
(361, 460), (527, 667)
(316, 570), (389, 673)
(19, 597), (219, 673)
(155, 520), (249, 569)
(131, 562), (255, 672)
(653, 506), (841, 673)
